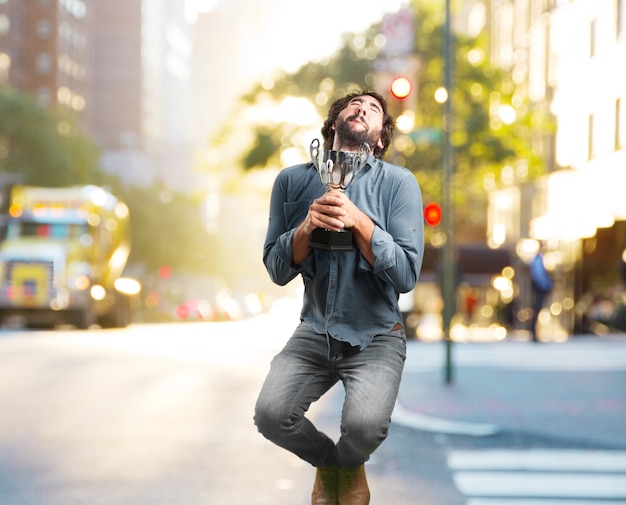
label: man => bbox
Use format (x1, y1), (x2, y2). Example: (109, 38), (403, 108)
(254, 90), (424, 505)
(529, 247), (553, 342)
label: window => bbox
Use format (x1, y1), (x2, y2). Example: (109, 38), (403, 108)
(588, 113), (595, 159)
(590, 19), (596, 58)
(36, 19), (53, 40)
(0, 14), (9, 36)
(544, 0), (557, 11)
(61, 0), (87, 19)
(35, 52), (52, 74)
(617, 98), (623, 150)
(36, 86), (52, 105)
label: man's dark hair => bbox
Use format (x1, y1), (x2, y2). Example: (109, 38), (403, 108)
(321, 90), (395, 159)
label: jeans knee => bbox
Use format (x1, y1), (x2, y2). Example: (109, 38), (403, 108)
(254, 396), (293, 440)
(343, 416), (390, 449)
(254, 399), (275, 437)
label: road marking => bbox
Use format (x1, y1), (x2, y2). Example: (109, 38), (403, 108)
(448, 449), (626, 503)
(448, 449), (626, 472)
(467, 500), (622, 505)
(454, 472), (626, 498)
(392, 400), (499, 436)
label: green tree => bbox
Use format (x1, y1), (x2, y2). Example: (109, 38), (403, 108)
(210, 1), (551, 239)
(113, 184), (215, 277)
(0, 87), (218, 282)
(403, 1), (549, 232)
(0, 87), (102, 186)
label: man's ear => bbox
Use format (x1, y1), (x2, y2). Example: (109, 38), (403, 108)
(376, 138), (384, 149)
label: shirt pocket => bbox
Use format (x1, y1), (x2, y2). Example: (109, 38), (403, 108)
(283, 199), (312, 230)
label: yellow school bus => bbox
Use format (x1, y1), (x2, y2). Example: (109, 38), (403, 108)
(0, 185), (140, 329)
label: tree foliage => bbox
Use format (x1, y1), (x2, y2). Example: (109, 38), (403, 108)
(0, 87), (102, 186)
(0, 87), (214, 278)
(242, 126), (281, 170)
(405, 1), (550, 228)
(212, 0), (552, 236)
(101, 181), (216, 277)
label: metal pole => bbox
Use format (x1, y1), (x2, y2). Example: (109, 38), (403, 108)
(442, 0), (455, 385)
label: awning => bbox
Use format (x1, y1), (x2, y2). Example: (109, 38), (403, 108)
(422, 244), (512, 277)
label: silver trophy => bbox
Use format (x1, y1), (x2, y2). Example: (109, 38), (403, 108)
(309, 138), (369, 251)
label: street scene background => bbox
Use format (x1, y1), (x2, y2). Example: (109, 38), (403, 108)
(1, 0), (626, 503)
(1, 314), (625, 504)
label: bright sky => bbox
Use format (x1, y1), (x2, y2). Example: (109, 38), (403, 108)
(185, 0), (410, 141)
(186, 0), (407, 73)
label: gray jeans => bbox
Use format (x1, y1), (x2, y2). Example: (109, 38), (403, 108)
(254, 321), (406, 468)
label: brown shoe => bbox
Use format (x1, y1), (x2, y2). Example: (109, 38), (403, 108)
(337, 464), (370, 505)
(312, 466), (339, 505)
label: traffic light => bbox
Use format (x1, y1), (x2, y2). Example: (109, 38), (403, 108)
(424, 202), (442, 226)
(158, 265), (172, 279)
(390, 76), (412, 100)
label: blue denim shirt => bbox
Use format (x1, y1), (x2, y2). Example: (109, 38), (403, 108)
(263, 155), (424, 350)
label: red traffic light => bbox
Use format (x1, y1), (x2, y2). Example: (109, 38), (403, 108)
(424, 202), (442, 226)
(159, 265), (172, 279)
(390, 76), (412, 99)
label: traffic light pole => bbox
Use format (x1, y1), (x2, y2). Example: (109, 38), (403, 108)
(442, 0), (455, 385)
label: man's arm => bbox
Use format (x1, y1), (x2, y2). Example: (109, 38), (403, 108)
(344, 205), (375, 266)
(291, 220), (313, 266)
(339, 174), (424, 293)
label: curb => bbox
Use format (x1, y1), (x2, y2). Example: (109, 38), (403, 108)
(391, 400), (500, 437)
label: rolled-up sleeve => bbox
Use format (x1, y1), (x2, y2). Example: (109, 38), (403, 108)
(360, 173), (424, 293)
(263, 168), (316, 286)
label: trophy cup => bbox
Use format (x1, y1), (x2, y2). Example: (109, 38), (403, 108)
(309, 138), (370, 251)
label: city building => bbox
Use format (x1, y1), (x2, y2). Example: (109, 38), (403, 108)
(92, 0), (194, 190)
(0, 0), (92, 128)
(487, 0), (626, 335)
(0, 0), (195, 191)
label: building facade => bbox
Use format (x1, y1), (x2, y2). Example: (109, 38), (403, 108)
(488, 0), (626, 336)
(92, 0), (193, 190)
(0, 0), (92, 127)
(0, 0), (194, 190)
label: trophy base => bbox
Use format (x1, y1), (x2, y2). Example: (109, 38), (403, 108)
(310, 228), (354, 251)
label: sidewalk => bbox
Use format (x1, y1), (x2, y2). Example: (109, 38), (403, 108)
(394, 334), (626, 447)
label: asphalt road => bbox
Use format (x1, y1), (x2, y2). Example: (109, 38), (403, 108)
(0, 315), (625, 505)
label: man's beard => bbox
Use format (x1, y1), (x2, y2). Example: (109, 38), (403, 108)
(335, 116), (378, 152)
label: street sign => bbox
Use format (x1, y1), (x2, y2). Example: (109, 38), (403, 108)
(410, 127), (443, 144)
(381, 7), (415, 56)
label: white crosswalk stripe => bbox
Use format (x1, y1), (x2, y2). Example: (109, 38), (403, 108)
(447, 449), (626, 504)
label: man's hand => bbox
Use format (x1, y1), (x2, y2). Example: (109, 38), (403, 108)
(304, 191), (348, 233)
(292, 192), (345, 265)
(292, 190), (375, 267)
(329, 190), (364, 230)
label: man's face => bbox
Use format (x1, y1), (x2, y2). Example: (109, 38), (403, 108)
(333, 95), (385, 153)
